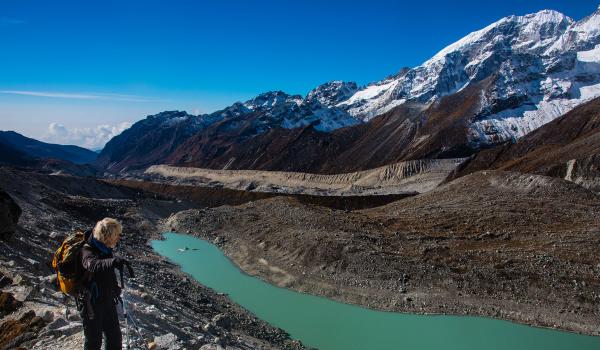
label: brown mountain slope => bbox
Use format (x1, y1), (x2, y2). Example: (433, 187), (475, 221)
(166, 79), (490, 174)
(95, 111), (204, 172)
(454, 96), (600, 191)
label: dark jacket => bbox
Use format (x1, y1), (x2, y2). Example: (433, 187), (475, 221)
(80, 237), (120, 303)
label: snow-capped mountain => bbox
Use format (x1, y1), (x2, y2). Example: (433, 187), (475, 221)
(240, 88), (361, 132)
(99, 6), (600, 173)
(121, 5), (599, 145)
(195, 6), (600, 146)
(336, 7), (600, 146)
(305, 81), (359, 106)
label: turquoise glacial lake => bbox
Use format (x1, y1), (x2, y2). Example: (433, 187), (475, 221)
(152, 233), (600, 350)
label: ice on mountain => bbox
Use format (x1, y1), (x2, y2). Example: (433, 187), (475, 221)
(306, 81), (358, 107)
(577, 44), (600, 62)
(335, 7), (600, 145)
(145, 7), (600, 149)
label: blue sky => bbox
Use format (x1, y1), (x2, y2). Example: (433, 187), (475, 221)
(0, 0), (597, 148)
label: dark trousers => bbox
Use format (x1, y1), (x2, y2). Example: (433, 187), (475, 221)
(81, 299), (122, 350)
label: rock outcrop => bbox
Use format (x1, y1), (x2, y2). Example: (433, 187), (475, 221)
(453, 96), (600, 192)
(0, 189), (21, 240)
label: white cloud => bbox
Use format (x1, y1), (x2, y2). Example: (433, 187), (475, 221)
(0, 90), (157, 102)
(48, 123), (68, 137)
(44, 122), (132, 150)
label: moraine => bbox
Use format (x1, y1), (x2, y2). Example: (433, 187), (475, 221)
(152, 233), (600, 350)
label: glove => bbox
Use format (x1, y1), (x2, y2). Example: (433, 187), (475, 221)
(113, 257), (127, 270)
(114, 257), (135, 278)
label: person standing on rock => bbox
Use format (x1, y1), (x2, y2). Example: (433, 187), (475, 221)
(79, 218), (130, 350)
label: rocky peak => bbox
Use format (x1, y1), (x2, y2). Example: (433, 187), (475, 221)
(305, 81), (358, 106)
(545, 7), (600, 54)
(143, 111), (196, 128)
(243, 91), (302, 111)
(215, 102), (251, 118)
(426, 9), (572, 65)
(336, 7), (600, 140)
(147, 110), (191, 120)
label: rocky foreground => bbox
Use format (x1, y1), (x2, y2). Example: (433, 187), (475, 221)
(0, 167), (307, 350)
(1, 165), (599, 350)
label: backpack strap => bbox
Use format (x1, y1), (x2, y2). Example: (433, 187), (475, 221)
(84, 229), (92, 241)
(54, 241), (68, 289)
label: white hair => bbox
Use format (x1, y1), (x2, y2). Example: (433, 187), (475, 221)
(93, 218), (122, 248)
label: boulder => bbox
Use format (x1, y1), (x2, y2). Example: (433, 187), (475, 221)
(202, 323), (216, 333)
(0, 273), (13, 288)
(200, 344), (224, 350)
(46, 317), (69, 330)
(40, 310), (54, 323)
(12, 274), (25, 285)
(211, 313), (232, 330)
(141, 292), (153, 303)
(0, 310), (46, 349)
(0, 292), (22, 316)
(153, 333), (179, 349)
(0, 189), (21, 240)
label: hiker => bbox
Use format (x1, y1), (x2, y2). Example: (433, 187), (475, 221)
(79, 218), (130, 350)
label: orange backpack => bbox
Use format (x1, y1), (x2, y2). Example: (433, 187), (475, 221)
(52, 231), (89, 296)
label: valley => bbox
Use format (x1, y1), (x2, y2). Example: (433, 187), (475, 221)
(162, 170), (600, 336)
(1, 5), (600, 350)
(1, 158), (599, 349)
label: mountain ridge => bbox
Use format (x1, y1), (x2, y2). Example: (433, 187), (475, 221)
(97, 7), (600, 173)
(0, 130), (98, 165)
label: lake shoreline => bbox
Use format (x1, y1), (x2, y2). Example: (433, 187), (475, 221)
(153, 232), (600, 350)
(162, 201), (600, 338)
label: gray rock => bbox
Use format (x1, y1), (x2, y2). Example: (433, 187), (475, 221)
(0, 190), (21, 240)
(200, 344), (224, 350)
(66, 310), (82, 322)
(211, 313), (232, 330)
(153, 332), (179, 349)
(11, 285), (32, 302)
(141, 292), (152, 302)
(44, 274), (57, 284)
(0, 274), (12, 288)
(55, 323), (83, 337)
(41, 310), (54, 322)
(12, 274), (24, 285)
(26, 258), (41, 269)
(202, 323), (216, 333)
(47, 317), (69, 330)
